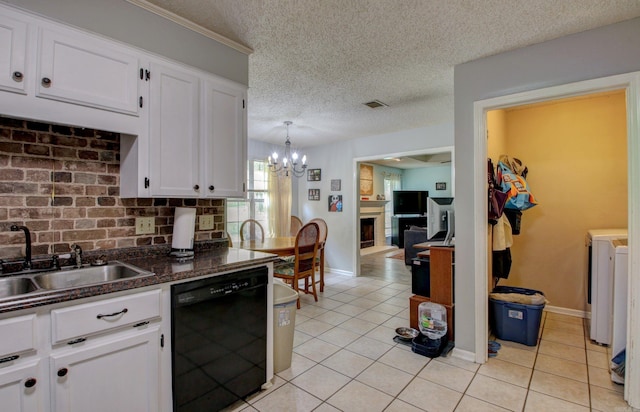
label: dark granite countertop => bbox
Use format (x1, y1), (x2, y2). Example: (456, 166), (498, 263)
(0, 245), (278, 314)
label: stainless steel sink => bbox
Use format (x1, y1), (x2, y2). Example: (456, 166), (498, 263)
(0, 277), (39, 298)
(33, 261), (153, 290)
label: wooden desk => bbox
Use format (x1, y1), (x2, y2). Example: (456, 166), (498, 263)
(409, 245), (455, 340)
(239, 237), (296, 256)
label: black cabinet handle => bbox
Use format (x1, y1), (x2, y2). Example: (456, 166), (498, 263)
(24, 378), (37, 388)
(57, 368), (68, 377)
(67, 337), (86, 345)
(193, 185), (200, 191)
(12, 71), (23, 82)
(208, 185), (214, 191)
(96, 308), (128, 319)
(41, 77), (51, 87)
(0, 355), (19, 364)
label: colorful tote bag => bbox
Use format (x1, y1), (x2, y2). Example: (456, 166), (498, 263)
(497, 161), (537, 210)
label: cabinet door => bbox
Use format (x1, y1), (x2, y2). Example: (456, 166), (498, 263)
(50, 327), (160, 412)
(0, 12), (28, 94)
(37, 27), (139, 115)
(0, 359), (43, 412)
(202, 76), (247, 198)
(149, 61), (201, 197)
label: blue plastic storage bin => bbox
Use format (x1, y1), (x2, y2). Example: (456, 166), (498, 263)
(489, 286), (545, 346)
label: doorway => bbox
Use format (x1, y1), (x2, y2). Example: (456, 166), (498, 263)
(486, 90), (627, 311)
(352, 147), (454, 276)
(474, 72), (640, 405)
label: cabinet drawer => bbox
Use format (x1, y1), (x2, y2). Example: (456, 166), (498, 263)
(51, 289), (161, 344)
(0, 314), (36, 357)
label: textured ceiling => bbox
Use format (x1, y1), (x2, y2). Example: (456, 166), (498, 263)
(139, 0), (640, 148)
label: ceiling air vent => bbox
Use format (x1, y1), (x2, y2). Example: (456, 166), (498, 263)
(363, 100), (388, 109)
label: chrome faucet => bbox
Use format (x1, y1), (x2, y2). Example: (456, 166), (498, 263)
(70, 244), (83, 268)
(10, 225), (32, 270)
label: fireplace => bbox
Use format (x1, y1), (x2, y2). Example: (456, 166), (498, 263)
(360, 218), (375, 249)
(359, 200), (389, 249)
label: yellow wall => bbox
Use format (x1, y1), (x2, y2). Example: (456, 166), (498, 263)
(488, 90), (627, 311)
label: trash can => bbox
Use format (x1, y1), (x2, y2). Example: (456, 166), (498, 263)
(273, 279), (299, 373)
(489, 286), (545, 346)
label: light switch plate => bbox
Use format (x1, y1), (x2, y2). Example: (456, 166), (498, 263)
(135, 217), (155, 235)
(199, 215), (214, 231)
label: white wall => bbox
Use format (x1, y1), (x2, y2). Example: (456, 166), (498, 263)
(293, 123), (454, 275)
(454, 17), (640, 354)
(7, 0), (248, 85)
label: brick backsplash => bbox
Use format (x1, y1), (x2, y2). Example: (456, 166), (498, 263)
(0, 116), (226, 262)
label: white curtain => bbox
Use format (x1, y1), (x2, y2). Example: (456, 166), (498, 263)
(268, 172), (292, 237)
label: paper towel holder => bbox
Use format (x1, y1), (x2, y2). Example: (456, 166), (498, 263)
(170, 207), (196, 259)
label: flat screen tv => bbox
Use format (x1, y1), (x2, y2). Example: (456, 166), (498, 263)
(392, 190), (428, 215)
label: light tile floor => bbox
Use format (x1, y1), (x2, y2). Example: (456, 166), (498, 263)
(225, 253), (632, 412)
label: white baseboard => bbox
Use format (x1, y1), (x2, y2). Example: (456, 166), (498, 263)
(451, 347), (475, 363)
(326, 267), (354, 277)
(544, 305), (589, 319)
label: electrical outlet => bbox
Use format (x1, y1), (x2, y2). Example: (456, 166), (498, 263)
(199, 215), (214, 231)
(135, 217), (155, 235)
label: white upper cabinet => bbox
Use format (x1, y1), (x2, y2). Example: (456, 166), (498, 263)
(37, 26), (140, 115)
(148, 61), (201, 197)
(0, 11), (28, 94)
(0, 3), (247, 199)
(144, 59), (247, 198)
(202, 76), (247, 198)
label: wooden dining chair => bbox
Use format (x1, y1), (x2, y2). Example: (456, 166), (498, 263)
(239, 219), (265, 242)
(309, 218), (328, 292)
(273, 222), (320, 308)
(225, 231), (233, 247)
(290, 215), (303, 236)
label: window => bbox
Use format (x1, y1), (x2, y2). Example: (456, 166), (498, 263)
(227, 160), (269, 243)
(384, 172), (402, 239)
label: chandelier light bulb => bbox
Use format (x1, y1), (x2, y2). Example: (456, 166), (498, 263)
(272, 152), (278, 161)
(302, 155), (307, 165)
(292, 152), (299, 162)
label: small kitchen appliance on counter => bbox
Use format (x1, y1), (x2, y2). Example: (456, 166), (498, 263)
(170, 207), (196, 259)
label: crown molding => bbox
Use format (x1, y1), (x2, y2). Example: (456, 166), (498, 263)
(126, 0), (253, 55)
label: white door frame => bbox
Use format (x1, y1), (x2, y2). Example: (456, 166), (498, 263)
(473, 72), (640, 407)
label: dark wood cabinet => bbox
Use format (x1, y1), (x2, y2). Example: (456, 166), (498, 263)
(391, 216), (427, 247)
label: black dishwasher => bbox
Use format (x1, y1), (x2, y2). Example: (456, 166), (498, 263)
(171, 266), (268, 411)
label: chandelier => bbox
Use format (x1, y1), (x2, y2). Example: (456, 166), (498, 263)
(267, 121), (308, 177)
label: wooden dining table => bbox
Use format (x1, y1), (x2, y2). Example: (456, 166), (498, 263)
(239, 237), (297, 256)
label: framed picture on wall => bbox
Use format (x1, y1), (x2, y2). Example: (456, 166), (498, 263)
(436, 182), (446, 190)
(308, 189), (320, 201)
(331, 179), (341, 191)
(307, 169), (321, 181)
(328, 195), (343, 212)
(359, 164), (373, 195)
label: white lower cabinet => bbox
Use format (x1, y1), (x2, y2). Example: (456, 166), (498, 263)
(0, 288), (164, 412)
(50, 326), (160, 412)
(0, 359), (43, 412)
